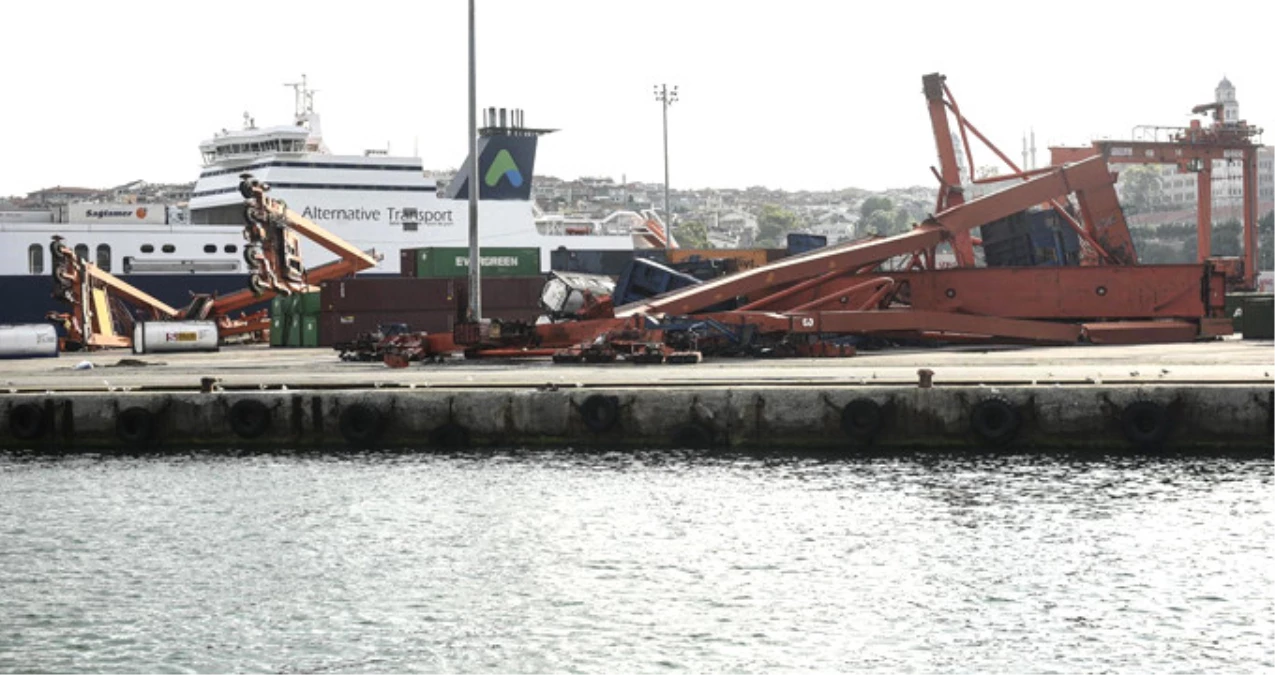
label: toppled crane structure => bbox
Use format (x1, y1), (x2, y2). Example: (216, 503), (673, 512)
(48, 175), (380, 351)
(395, 72), (1251, 366)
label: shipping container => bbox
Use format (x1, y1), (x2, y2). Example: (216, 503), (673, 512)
(318, 307), (546, 347)
(547, 248), (670, 276)
(299, 290), (321, 317)
(613, 258), (704, 306)
(67, 202), (167, 225)
(322, 277), (463, 313)
(786, 233), (828, 255)
(665, 248), (771, 271)
(401, 246), (540, 278)
(301, 316), (320, 347)
(1241, 295), (1274, 339)
(269, 315), (285, 347)
(320, 276), (546, 314)
(286, 315), (303, 347)
(982, 208), (1080, 267)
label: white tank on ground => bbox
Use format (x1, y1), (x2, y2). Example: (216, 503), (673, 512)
(132, 321), (220, 354)
(0, 324), (59, 359)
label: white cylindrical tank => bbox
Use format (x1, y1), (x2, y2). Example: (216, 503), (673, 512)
(0, 324), (59, 359)
(132, 321), (220, 354)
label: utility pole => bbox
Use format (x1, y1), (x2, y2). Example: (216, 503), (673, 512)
(467, 0), (481, 321)
(653, 83), (678, 248)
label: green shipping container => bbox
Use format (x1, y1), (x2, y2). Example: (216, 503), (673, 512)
(286, 314), (303, 347)
(271, 295), (286, 318)
(300, 291), (322, 317)
(269, 315), (285, 347)
(301, 316), (319, 347)
(412, 247), (540, 278)
(1241, 296), (1274, 340)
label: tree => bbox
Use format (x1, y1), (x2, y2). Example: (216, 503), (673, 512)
(675, 219), (711, 249)
(755, 204), (799, 247)
(1211, 219), (1242, 257)
(1119, 165), (1163, 215)
(1259, 210), (1274, 271)
(859, 196), (893, 221)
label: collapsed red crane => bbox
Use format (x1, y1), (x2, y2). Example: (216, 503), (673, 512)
(48, 175), (380, 350)
(422, 72), (1232, 364)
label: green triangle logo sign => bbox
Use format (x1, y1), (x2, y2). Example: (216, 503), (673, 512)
(484, 149), (523, 188)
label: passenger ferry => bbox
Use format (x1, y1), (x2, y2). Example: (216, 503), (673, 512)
(0, 77), (665, 325)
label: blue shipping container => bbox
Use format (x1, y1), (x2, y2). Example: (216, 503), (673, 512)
(786, 233), (828, 255)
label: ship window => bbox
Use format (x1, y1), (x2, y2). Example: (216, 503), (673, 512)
(96, 244), (111, 272)
(224, 244), (238, 253)
(162, 244), (176, 254)
(141, 244), (154, 253)
(28, 244), (43, 274)
(74, 244), (89, 261)
(204, 244), (217, 254)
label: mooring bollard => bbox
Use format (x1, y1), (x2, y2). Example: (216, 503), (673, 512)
(918, 369), (935, 389)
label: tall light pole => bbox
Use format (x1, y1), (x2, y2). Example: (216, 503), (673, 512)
(467, 0), (481, 321)
(653, 83), (678, 248)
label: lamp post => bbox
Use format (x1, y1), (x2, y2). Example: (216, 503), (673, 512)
(653, 83), (678, 247)
(467, 0), (481, 321)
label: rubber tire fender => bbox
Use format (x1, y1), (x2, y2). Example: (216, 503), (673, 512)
(8, 403), (47, 441)
(840, 398), (883, 441)
(579, 394), (620, 433)
(339, 404), (383, 445)
(1121, 400), (1170, 448)
(970, 398), (1020, 447)
(229, 399), (271, 439)
(116, 407), (156, 446)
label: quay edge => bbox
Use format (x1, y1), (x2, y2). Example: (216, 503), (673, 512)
(2, 384), (1271, 454)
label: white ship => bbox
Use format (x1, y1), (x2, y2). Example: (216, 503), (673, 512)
(0, 76), (667, 324)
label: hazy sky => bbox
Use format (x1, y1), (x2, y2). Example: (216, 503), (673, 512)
(2, 0), (1271, 197)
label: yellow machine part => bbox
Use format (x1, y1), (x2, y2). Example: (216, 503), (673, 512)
(90, 287), (115, 339)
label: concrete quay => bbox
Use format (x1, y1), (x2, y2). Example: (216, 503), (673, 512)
(1, 340), (1272, 454)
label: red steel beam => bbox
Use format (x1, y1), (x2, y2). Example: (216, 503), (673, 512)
(1081, 321), (1205, 345)
(619, 155), (1123, 318)
(723, 264), (1223, 320)
(789, 310), (1084, 344)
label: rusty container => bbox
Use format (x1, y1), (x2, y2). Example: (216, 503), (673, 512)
(666, 248), (772, 270)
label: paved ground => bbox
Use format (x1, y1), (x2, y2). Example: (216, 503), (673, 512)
(3, 338), (1272, 392)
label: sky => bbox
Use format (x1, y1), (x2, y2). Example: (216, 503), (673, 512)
(2, 0), (1272, 197)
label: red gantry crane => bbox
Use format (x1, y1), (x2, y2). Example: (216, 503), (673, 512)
(48, 174), (380, 351)
(1050, 101), (1264, 291)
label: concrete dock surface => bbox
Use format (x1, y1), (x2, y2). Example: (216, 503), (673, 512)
(2, 339), (1271, 453)
(1, 339), (1271, 392)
